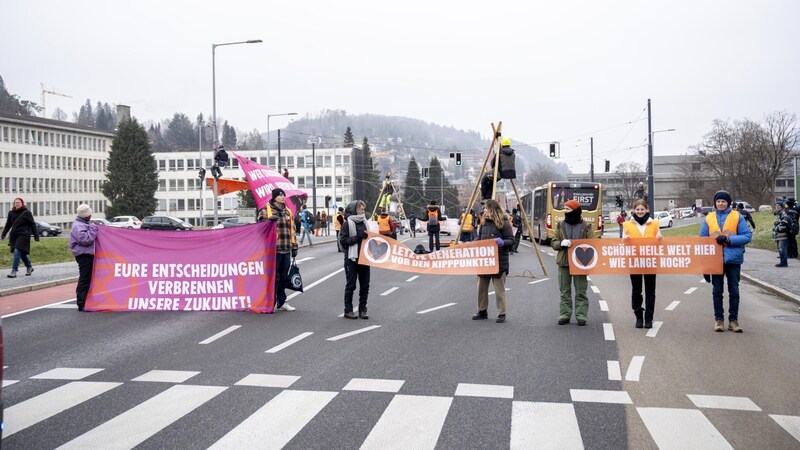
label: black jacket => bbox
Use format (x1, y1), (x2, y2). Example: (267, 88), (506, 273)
(2, 207), (39, 255)
(478, 218), (514, 278)
(480, 174), (494, 200)
(425, 206), (442, 232)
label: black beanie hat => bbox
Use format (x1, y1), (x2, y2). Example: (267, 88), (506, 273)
(271, 188), (286, 198)
(713, 190), (732, 205)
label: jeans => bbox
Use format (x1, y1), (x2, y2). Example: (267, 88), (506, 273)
(428, 230), (440, 252)
(558, 266), (588, 320)
(75, 254), (94, 309)
(778, 239), (788, 266)
(630, 274), (657, 321)
(12, 248), (32, 271)
(344, 258), (370, 313)
(300, 226), (313, 245)
(711, 263), (741, 321)
(274, 252), (291, 309)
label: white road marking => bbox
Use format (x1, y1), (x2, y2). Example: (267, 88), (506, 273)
(701, 277), (710, 283)
(590, 285), (601, 294)
(132, 370), (200, 383)
(286, 267), (345, 300)
(265, 332), (314, 353)
(638, 407), (733, 449)
(406, 275), (420, 282)
(209, 390), (337, 449)
(199, 325), (242, 344)
(625, 356), (645, 382)
(46, 303), (78, 309)
(770, 415), (800, 442)
(455, 383), (514, 399)
(684, 287), (698, 295)
(380, 287), (399, 296)
(3, 298), (77, 318)
(599, 301), (609, 311)
(2, 379), (19, 387)
(527, 278), (549, 285)
(235, 374), (300, 388)
(295, 256), (315, 264)
(343, 378), (405, 393)
(607, 361), (622, 381)
(511, 401), (584, 449)
(646, 321), (663, 337)
(587, 277), (592, 282)
(570, 389), (632, 404)
(31, 367), (104, 380)
(687, 394), (762, 411)
(361, 395), (453, 450)
(326, 325), (381, 341)
(4, 381), (121, 437)
(417, 303), (457, 314)
(603, 323), (615, 341)
(665, 301), (681, 311)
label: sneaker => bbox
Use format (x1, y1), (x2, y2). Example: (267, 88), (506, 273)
(25, 267), (34, 276)
(558, 318), (570, 325)
(577, 319), (587, 326)
(775, 263), (788, 267)
(728, 320), (743, 333)
(7, 270), (17, 278)
(472, 310), (488, 320)
(343, 311), (357, 319)
(714, 320), (724, 332)
(279, 303), (296, 312)
(496, 314), (506, 323)
(359, 311), (369, 320)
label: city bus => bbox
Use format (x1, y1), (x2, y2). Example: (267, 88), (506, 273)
(521, 181), (603, 243)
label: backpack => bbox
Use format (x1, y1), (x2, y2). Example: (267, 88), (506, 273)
(428, 210), (438, 226)
(791, 217), (799, 236)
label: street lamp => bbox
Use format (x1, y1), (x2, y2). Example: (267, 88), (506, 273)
(211, 39), (262, 226)
(267, 112), (297, 169)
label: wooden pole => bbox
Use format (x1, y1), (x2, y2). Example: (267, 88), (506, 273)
(508, 177), (547, 276)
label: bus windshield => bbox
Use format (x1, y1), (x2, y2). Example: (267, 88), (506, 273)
(551, 186), (600, 211)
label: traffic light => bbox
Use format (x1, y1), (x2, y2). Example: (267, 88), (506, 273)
(549, 143), (556, 158)
(213, 145), (229, 167)
(604, 160), (610, 172)
(422, 167), (430, 178)
(456, 152), (462, 166)
(615, 195), (623, 208)
(325, 195), (331, 208)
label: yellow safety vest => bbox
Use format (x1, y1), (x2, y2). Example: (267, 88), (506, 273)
(334, 212), (344, 230)
(460, 213), (475, 231)
(622, 220), (660, 238)
(706, 211), (740, 237)
(377, 215), (392, 234)
(265, 204), (296, 246)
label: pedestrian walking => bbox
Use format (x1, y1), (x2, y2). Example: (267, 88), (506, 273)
(2, 197), (39, 278)
(425, 200), (442, 252)
(773, 201), (792, 268)
(408, 213), (417, 238)
(616, 210), (627, 238)
(299, 205), (314, 246)
(69, 204), (98, 311)
(784, 198), (798, 258)
(622, 199), (662, 329)
(700, 190), (752, 332)
(472, 199), (514, 323)
(510, 207), (522, 253)
(339, 200), (371, 319)
(266, 188), (298, 312)
(552, 199), (593, 326)
(736, 203), (756, 230)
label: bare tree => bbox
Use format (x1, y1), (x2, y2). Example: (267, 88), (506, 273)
(614, 161), (645, 208)
(674, 156), (716, 207)
(51, 107), (68, 121)
(524, 162), (564, 190)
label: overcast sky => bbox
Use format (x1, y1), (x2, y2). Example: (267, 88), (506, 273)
(2, 0), (798, 173)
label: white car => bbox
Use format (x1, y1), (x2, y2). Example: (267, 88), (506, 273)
(654, 211), (673, 228)
(108, 216), (142, 229)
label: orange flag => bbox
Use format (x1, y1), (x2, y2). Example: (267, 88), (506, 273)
(206, 178), (251, 196)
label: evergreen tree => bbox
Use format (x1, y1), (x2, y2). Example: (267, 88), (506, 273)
(361, 136), (381, 214)
(222, 120), (237, 149)
(0, 76), (40, 116)
(166, 112), (196, 150)
(77, 99), (94, 126)
(195, 113), (208, 150)
(238, 189), (257, 208)
(343, 126), (354, 147)
(147, 123), (169, 151)
(102, 117), (159, 219)
(402, 157), (425, 219)
(426, 157), (444, 212)
(95, 101), (110, 131)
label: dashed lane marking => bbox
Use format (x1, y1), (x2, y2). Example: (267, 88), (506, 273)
(527, 278), (549, 285)
(265, 332), (314, 353)
(590, 285), (601, 294)
(599, 301), (609, 311)
(646, 321), (663, 338)
(607, 361), (622, 381)
(381, 287), (399, 296)
(603, 323), (615, 341)
(326, 325), (381, 341)
(665, 301), (681, 311)
(625, 356), (645, 382)
(684, 287), (698, 295)
(406, 275), (419, 282)
(287, 268), (345, 301)
(199, 325), (242, 345)
(417, 303), (457, 314)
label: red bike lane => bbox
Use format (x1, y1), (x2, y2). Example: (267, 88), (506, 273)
(0, 283), (78, 316)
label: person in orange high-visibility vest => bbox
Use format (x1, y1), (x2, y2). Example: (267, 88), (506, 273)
(622, 199), (662, 329)
(377, 210), (393, 236)
(458, 209), (475, 242)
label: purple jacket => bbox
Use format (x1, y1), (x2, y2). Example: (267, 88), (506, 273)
(69, 217), (98, 256)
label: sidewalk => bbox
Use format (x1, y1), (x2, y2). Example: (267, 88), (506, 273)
(740, 246), (800, 306)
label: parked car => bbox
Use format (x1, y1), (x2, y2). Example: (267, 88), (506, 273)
(141, 215), (194, 231)
(212, 217), (246, 230)
(654, 211), (673, 228)
(90, 218), (112, 226)
(677, 208), (695, 219)
(700, 206), (713, 215)
(35, 220), (62, 237)
(108, 216), (141, 229)
(734, 201), (756, 213)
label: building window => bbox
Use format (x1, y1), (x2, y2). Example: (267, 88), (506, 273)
(169, 160), (176, 171)
(177, 159), (185, 170)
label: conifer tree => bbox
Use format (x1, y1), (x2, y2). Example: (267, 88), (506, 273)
(361, 136), (381, 214)
(343, 126), (354, 147)
(102, 117), (159, 219)
(403, 157), (425, 218)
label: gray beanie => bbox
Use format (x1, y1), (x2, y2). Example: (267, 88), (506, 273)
(77, 204), (93, 218)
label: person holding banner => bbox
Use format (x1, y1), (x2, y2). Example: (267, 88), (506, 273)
(473, 199), (514, 323)
(622, 199), (663, 329)
(69, 204), (98, 312)
(552, 199), (593, 326)
(700, 190), (752, 333)
(267, 188), (299, 312)
(339, 200), (371, 320)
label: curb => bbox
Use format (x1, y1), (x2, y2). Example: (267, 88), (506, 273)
(0, 276), (78, 297)
(740, 272), (800, 307)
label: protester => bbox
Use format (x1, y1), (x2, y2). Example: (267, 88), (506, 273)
(266, 188), (299, 312)
(616, 210), (627, 238)
(773, 201), (792, 268)
(282, 168), (289, 179)
(783, 198), (798, 258)
(377, 209), (395, 238)
(426, 200), (442, 252)
(69, 204), (98, 311)
(480, 173), (494, 201)
(2, 197), (39, 278)
(299, 204), (314, 246)
(736, 203), (756, 230)
(510, 207), (522, 253)
(472, 199), (514, 323)
(700, 190), (752, 332)
(458, 208), (476, 243)
(339, 200), (371, 319)
(334, 207), (345, 252)
(379, 174), (394, 209)
(551, 199), (593, 326)
(408, 213), (417, 238)
(622, 199), (662, 328)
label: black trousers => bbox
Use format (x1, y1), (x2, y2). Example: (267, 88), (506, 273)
(428, 229), (440, 252)
(630, 274), (657, 321)
(788, 234), (798, 258)
(274, 252), (291, 309)
(75, 254), (94, 310)
(512, 227), (522, 251)
(344, 258), (370, 313)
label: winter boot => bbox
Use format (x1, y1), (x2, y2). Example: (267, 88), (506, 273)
(634, 309), (644, 329)
(26, 266), (34, 276)
(7, 269), (17, 278)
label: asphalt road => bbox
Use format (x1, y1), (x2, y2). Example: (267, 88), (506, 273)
(2, 232), (800, 449)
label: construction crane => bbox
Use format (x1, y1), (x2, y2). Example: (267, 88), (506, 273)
(40, 82), (71, 119)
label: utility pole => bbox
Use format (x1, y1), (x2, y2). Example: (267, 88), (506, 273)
(590, 137), (594, 182)
(312, 142), (317, 213)
(647, 99), (654, 209)
(277, 130), (281, 170)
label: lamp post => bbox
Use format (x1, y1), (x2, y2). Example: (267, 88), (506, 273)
(267, 112), (297, 169)
(211, 39), (262, 227)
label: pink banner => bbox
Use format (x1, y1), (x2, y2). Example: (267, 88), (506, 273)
(233, 152), (308, 216)
(85, 222), (276, 313)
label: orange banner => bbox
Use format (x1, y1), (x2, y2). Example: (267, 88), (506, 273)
(357, 232), (499, 275)
(567, 237), (723, 275)
(206, 178), (250, 196)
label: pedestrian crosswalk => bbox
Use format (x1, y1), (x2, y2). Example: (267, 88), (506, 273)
(2, 367), (799, 448)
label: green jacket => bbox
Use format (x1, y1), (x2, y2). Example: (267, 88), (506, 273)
(551, 220), (593, 266)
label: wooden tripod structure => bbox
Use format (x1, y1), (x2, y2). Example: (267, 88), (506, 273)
(453, 122), (547, 277)
(370, 175), (405, 220)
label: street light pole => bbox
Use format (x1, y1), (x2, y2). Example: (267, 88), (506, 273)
(211, 39), (262, 227)
(267, 112), (297, 169)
